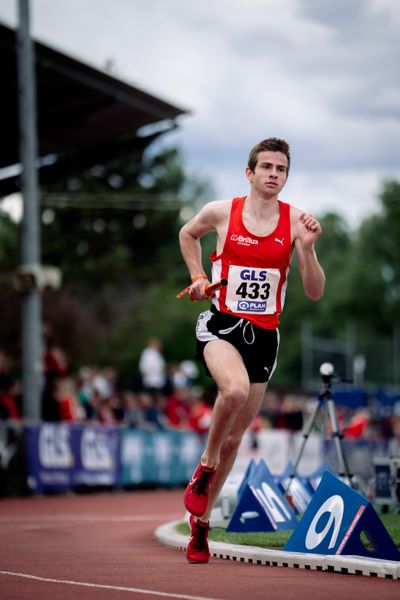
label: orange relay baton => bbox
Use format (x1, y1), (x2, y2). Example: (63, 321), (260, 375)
(176, 278), (228, 299)
(205, 278), (228, 296)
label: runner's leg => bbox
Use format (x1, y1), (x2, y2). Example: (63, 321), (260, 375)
(200, 380), (267, 522)
(199, 339), (251, 469)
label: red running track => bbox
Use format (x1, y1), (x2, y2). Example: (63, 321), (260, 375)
(0, 489), (398, 600)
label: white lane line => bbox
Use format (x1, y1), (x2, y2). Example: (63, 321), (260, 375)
(0, 514), (184, 534)
(0, 514), (181, 522)
(0, 571), (222, 600)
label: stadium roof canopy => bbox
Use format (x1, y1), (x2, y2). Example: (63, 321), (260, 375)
(0, 22), (188, 197)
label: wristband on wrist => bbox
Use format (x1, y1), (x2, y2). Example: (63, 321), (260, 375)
(191, 272), (208, 283)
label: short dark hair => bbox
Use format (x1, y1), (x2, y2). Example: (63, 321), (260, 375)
(247, 138), (291, 174)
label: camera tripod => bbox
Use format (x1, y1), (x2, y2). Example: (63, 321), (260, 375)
(285, 362), (354, 497)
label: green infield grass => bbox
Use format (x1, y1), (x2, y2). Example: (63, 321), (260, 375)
(176, 507), (400, 550)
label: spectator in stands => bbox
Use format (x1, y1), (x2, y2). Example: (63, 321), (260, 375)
(96, 395), (119, 425)
(343, 408), (371, 439)
(247, 413), (266, 450)
(263, 389), (304, 431)
(121, 391), (148, 428)
(137, 390), (168, 430)
(189, 388), (214, 437)
(55, 377), (83, 421)
(138, 337), (167, 395)
(389, 402), (400, 457)
(76, 366), (96, 420)
(279, 393), (304, 432)
(42, 340), (68, 422)
(0, 378), (21, 421)
(92, 367), (115, 402)
(0, 348), (12, 391)
(168, 362), (190, 391)
(165, 385), (192, 429)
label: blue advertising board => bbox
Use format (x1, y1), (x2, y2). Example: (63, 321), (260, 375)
(25, 423), (120, 492)
(120, 428), (202, 487)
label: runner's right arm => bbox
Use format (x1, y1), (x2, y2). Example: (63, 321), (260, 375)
(179, 201), (228, 301)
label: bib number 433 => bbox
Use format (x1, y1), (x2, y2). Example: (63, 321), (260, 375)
(236, 281), (270, 300)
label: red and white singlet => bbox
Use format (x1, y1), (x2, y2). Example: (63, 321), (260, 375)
(210, 196), (292, 329)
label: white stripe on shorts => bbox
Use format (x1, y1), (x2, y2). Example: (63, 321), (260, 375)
(196, 310), (219, 342)
(268, 328), (280, 379)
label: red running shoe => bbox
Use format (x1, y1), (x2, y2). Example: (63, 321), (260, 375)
(187, 514), (210, 563)
(184, 463), (216, 516)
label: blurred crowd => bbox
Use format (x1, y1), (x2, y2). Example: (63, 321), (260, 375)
(1, 333), (400, 449)
(0, 335), (215, 436)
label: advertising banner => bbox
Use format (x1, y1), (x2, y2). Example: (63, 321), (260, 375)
(0, 423), (29, 497)
(25, 423), (120, 492)
(120, 428), (202, 487)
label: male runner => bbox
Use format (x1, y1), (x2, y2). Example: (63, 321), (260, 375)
(179, 137), (325, 562)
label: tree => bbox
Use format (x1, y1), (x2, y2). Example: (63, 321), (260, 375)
(354, 181), (400, 330)
(346, 181), (400, 383)
(0, 212), (21, 354)
(274, 212), (355, 385)
(32, 146), (211, 372)
(277, 182), (400, 386)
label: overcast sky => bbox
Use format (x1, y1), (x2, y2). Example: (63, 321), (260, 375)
(1, 0), (400, 227)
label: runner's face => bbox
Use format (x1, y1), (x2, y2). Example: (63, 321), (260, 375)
(247, 150), (288, 195)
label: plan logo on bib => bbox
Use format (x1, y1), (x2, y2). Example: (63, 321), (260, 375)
(284, 471), (400, 561)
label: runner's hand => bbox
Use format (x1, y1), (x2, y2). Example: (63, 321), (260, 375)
(298, 213), (322, 249)
(189, 278), (210, 302)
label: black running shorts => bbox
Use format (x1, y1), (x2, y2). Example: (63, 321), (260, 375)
(195, 306), (280, 383)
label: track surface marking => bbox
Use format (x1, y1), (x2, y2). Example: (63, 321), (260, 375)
(0, 490), (398, 599)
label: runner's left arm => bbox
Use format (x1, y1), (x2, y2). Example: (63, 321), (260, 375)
(294, 212), (325, 301)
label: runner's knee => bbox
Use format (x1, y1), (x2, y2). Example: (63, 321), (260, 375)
(221, 433), (243, 457)
(219, 383), (249, 412)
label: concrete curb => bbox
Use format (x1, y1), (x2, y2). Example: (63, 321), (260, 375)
(155, 520), (400, 580)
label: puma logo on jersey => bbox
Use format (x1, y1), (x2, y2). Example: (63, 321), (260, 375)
(274, 237), (284, 246)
